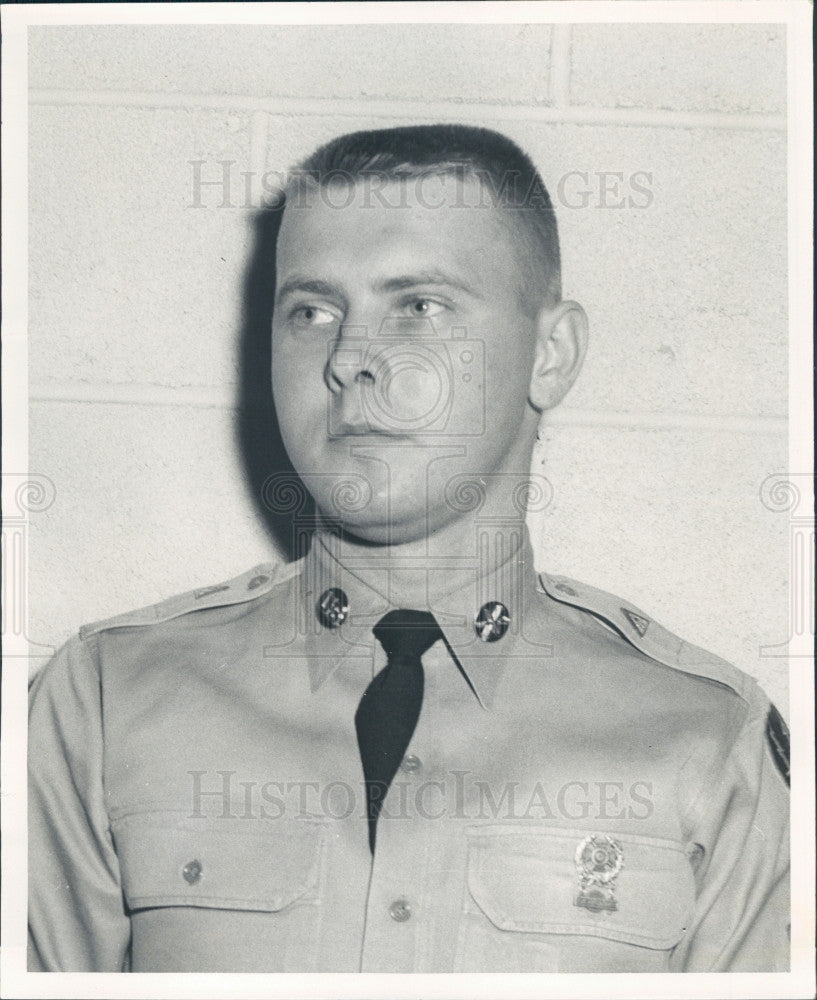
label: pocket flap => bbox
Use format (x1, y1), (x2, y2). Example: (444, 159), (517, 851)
(111, 811), (323, 912)
(466, 826), (694, 949)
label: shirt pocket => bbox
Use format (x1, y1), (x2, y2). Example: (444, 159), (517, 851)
(110, 810), (325, 971)
(455, 825), (695, 973)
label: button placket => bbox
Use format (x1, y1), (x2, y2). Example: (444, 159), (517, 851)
(360, 651), (443, 971)
(361, 802), (427, 970)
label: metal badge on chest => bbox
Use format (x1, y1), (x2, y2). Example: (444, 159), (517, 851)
(574, 834), (624, 913)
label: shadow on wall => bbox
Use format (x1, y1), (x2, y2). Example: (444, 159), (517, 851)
(236, 204), (315, 563)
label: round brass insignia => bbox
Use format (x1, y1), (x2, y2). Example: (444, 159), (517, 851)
(317, 587), (349, 629)
(474, 601), (510, 642)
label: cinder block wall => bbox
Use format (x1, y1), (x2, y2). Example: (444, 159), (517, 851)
(27, 24), (789, 712)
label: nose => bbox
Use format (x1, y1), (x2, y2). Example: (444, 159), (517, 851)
(324, 322), (376, 394)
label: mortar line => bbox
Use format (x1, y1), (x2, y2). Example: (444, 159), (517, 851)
(28, 382), (787, 434)
(248, 110), (269, 203)
(29, 89), (787, 133)
(548, 23), (572, 108)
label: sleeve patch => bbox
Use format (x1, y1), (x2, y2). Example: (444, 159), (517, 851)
(766, 704), (790, 787)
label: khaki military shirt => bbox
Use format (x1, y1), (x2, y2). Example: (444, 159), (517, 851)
(28, 529), (789, 972)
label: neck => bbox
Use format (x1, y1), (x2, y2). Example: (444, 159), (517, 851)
(317, 517), (528, 610)
(314, 441), (537, 607)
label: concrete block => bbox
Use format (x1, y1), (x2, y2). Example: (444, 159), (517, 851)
(29, 24), (553, 105)
(28, 400), (281, 654)
(529, 423), (789, 712)
(477, 119), (788, 418)
(570, 23), (786, 115)
(30, 105), (253, 388)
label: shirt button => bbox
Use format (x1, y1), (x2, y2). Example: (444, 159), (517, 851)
(401, 754), (422, 773)
(389, 898), (412, 922)
(182, 859), (203, 885)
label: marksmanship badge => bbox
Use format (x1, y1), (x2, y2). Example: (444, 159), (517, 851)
(574, 834), (624, 913)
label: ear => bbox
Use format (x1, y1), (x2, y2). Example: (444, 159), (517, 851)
(528, 300), (589, 411)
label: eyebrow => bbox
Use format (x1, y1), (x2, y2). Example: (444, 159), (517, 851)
(275, 276), (345, 304)
(376, 270), (480, 298)
(275, 269), (480, 304)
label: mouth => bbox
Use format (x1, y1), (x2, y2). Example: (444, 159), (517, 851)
(330, 420), (411, 439)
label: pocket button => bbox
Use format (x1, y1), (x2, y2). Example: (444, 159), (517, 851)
(389, 898), (412, 922)
(181, 859), (203, 885)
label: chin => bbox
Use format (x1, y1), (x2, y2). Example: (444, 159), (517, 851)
(318, 498), (456, 548)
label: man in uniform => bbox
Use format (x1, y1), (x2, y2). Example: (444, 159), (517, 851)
(28, 125), (790, 973)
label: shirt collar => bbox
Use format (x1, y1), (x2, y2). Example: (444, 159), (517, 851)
(302, 526), (539, 708)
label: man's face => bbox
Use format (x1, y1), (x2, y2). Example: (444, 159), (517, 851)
(271, 174), (540, 544)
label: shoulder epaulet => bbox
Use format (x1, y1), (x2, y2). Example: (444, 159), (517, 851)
(539, 570), (755, 703)
(78, 560), (302, 640)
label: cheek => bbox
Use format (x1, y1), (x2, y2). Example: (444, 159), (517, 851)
(467, 313), (536, 406)
(271, 336), (326, 416)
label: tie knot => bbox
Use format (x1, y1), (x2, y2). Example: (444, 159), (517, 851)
(372, 609), (443, 660)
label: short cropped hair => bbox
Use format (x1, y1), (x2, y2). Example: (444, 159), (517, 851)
(284, 124), (562, 310)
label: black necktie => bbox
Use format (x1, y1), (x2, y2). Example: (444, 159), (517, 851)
(355, 609), (443, 853)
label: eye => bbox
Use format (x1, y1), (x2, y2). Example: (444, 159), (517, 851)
(291, 304), (338, 327)
(405, 297), (446, 318)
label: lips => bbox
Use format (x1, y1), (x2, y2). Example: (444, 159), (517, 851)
(329, 399), (410, 437)
(330, 420), (409, 439)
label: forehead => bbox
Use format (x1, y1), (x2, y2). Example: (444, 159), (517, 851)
(276, 174), (522, 282)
